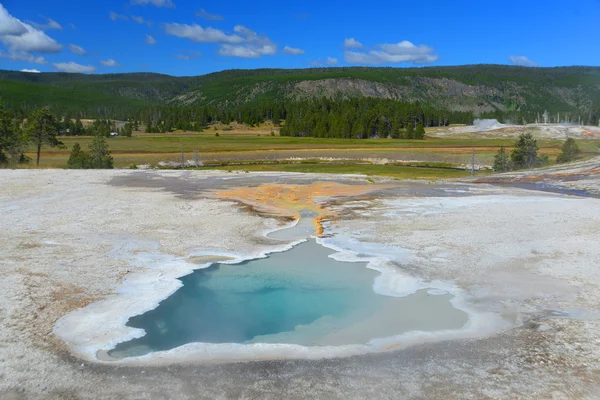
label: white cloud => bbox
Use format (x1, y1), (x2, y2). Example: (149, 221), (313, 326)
(344, 38), (363, 49)
(0, 50), (47, 64)
(53, 62), (96, 73)
(1, 24), (62, 53)
(163, 21), (276, 59)
(326, 57), (338, 65)
(196, 8), (223, 21)
(20, 68), (41, 73)
(218, 42), (276, 58)
(283, 46), (305, 55)
(0, 7), (61, 65)
(508, 55), (538, 67)
(163, 23), (243, 43)
(109, 12), (128, 21)
(131, 0), (175, 8)
(145, 34), (156, 45)
(233, 25), (255, 37)
(0, 4), (28, 36)
(100, 59), (120, 67)
(68, 44), (87, 55)
(132, 15), (152, 26)
(29, 17), (62, 31)
(69, 23), (77, 29)
(218, 25), (277, 58)
(218, 44), (262, 58)
(344, 40), (438, 65)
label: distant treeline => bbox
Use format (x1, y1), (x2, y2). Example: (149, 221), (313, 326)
(137, 98), (474, 138)
(2, 65), (600, 123)
(278, 98), (472, 138)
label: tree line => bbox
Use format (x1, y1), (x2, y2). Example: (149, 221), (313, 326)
(136, 97), (474, 137)
(0, 102), (113, 168)
(493, 134), (581, 172)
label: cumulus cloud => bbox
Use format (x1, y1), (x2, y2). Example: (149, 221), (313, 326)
(20, 68), (41, 73)
(53, 62), (96, 73)
(145, 34), (156, 45)
(344, 37), (363, 49)
(131, 0), (175, 8)
(109, 12), (128, 21)
(508, 55), (538, 67)
(344, 40), (438, 65)
(0, 5), (61, 65)
(1, 24), (62, 53)
(163, 23), (243, 43)
(0, 5), (28, 36)
(218, 44), (262, 58)
(326, 57), (338, 65)
(132, 15), (152, 26)
(196, 8), (224, 21)
(218, 25), (276, 58)
(0, 50), (47, 64)
(100, 59), (120, 67)
(163, 21), (277, 59)
(68, 44), (86, 55)
(283, 46), (305, 55)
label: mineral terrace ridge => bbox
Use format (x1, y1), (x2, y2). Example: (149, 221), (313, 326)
(1, 165), (600, 399)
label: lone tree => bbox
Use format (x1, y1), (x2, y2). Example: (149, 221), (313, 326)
(556, 138), (581, 163)
(67, 143), (88, 169)
(87, 134), (114, 169)
(510, 133), (540, 169)
(493, 146), (512, 172)
(25, 107), (63, 166)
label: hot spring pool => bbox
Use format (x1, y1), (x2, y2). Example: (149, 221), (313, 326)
(108, 238), (468, 359)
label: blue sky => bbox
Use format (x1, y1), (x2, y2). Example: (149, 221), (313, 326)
(1, 0), (599, 76)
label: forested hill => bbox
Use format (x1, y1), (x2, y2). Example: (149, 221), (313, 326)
(1, 65), (600, 121)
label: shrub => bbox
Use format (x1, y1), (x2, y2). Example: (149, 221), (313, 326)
(556, 138), (581, 163)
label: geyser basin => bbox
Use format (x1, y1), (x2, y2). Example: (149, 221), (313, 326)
(109, 239), (468, 359)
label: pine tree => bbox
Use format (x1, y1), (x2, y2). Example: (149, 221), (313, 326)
(67, 143), (88, 169)
(415, 122), (426, 139)
(556, 138), (581, 163)
(87, 135), (114, 169)
(493, 146), (512, 172)
(25, 107), (64, 166)
(510, 133), (539, 169)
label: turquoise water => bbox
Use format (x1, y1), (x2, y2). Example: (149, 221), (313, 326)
(109, 239), (467, 359)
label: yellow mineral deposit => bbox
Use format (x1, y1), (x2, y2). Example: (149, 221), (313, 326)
(216, 182), (389, 236)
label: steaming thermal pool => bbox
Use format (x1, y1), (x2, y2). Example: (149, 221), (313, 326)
(109, 237), (468, 359)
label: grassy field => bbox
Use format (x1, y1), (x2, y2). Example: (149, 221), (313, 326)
(18, 131), (600, 179)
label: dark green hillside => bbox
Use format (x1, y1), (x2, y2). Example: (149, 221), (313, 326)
(1, 65), (599, 120)
(0, 80), (147, 118)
